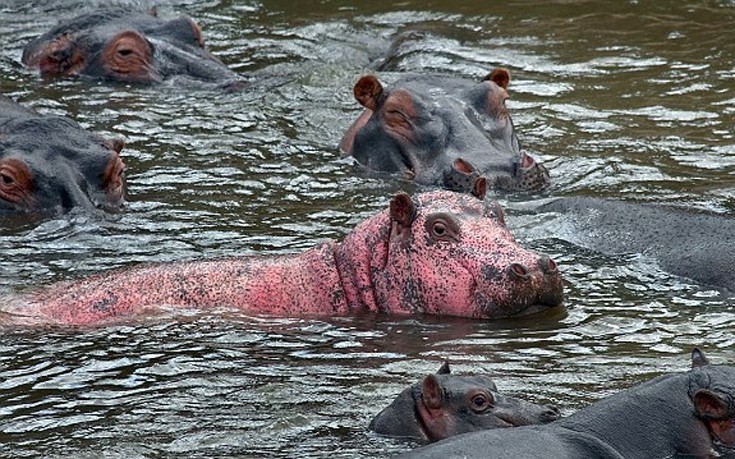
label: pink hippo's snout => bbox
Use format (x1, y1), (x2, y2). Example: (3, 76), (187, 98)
(478, 252), (564, 318)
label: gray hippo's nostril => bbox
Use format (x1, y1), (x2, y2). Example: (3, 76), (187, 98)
(543, 405), (561, 422)
(508, 263), (530, 280)
(539, 256), (557, 274)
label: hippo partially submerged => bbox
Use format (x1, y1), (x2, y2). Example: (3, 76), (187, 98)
(535, 197), (735, 292)
(22, 7), (242, 87)
(0, 95), (126, 217)
(370, 361), (559, 442)
(339, 69), (550, 193)
(396, 349), (735, 459)
(4, 190), (563, 326)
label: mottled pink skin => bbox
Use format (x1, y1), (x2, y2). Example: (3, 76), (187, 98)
(12, 191), (563, 325)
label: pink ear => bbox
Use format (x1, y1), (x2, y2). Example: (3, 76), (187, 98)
(354, 75), (383, 110)
(694, 389), (729, 419)
(389, 192), (416, 229)
(422, 374), (443, 410)
(484, 68), (511, 90)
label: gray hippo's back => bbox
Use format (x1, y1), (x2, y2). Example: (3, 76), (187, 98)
(538, 197), (735, 292)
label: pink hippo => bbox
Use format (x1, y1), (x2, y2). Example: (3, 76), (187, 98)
(4, 190), (563, 326)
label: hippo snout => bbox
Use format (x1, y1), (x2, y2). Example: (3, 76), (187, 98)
(478, 253), (564, 318)
(540, 404), (562, 424)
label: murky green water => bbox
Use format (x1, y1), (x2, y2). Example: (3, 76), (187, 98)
(1, 0), (734, 457)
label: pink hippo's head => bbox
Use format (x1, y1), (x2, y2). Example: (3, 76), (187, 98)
(335, 189), (564, 319)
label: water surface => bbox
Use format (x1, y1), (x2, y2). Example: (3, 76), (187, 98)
(1, 1), (734, 457)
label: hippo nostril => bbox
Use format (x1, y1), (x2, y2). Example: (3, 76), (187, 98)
(539, 256), (557, 274)
(508, 263), (530, 280)
(520, 151), (535, 169)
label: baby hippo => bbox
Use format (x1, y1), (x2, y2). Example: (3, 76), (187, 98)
(371, 362), (560, 442)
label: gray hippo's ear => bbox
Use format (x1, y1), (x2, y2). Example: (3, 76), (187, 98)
(390, 192), (417, 229)
(484, 68), (511, 90)
(437, 361), (451, 375)
(472, 177), (488, 200)
(422, 374), (444, 410)
(693, 389), (730, 420)
(109, 138), (124, 154)
(354, 75), (384, 111)
(692, 348), (710, 368)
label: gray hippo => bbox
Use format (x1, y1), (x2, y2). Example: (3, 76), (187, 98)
(22, 7), (242, 88)
(370, 361), (560, 442)
(535, 197), (735, 292)
(395, 349), (735, 459)
(339, 69), (550, 193)
(0, 95), (126, 217)
(3, 190), (563, 326)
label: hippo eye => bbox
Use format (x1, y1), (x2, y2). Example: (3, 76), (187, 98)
(425, 214), (460, 242)
(117, 48), (134, 57)
(469, 393), (493, 413)
(1, 173), (14, 184)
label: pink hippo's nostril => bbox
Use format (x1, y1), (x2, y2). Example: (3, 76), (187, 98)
(539, 256), (557, 274)
(508, 263), (530, 280)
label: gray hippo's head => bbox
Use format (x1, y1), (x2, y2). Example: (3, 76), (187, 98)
(22, 7), (241, 87)
(340, 69), (550, 193)
(0, 96), (126, 217)
(370, 361), (560, 442)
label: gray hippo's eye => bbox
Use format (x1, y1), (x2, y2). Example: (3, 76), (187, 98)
(469, 392), (492, 413)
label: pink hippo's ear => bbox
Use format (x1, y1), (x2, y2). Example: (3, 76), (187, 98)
(389, 192), (417, 242)
(354, 75), (384, 111)
(390, 192), (417, 227)
(437, 361), (451, 375)
(692, 348), (710, 368)
(484, 68), (511, 90)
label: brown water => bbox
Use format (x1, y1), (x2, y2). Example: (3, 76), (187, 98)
(0, 0), (734, 457)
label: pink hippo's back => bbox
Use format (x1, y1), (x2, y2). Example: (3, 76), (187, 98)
(16, 243), (346, 326)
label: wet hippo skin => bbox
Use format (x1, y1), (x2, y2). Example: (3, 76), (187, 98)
(537, 197), (735, 293)
(22, 7), (243, 88)
(0, 95), (126, 217)
(340, 68), (550, 193)
(395, 349), (735, 459)
(370, 361), (560, 442)
(4, 190), (563, 326)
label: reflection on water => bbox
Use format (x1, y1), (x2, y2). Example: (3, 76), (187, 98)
(1, 0), (734, 457)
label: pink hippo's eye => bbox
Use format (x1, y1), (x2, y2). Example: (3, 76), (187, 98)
(426, 214), (460, 243)
(469, 392), (492, 413)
